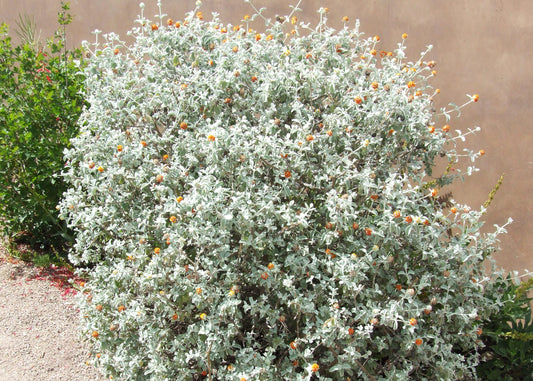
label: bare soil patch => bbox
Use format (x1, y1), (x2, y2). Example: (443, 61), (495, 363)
(0, 247), (104, 381)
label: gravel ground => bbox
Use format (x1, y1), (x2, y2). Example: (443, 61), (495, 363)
(0, 249), (105, 381)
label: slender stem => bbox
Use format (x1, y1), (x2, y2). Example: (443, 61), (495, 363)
(246, 1), (270, 26)
(157, 1), (164, 25)
(354, 357), (376, 381)
(436, 99), (475, 118)
(287, 0), (303, 20)
(206, 342), (213, 381)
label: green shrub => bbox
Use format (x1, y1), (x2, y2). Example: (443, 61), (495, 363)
(61, 2), (513, 379)
(476, 274), (533, 380)
(0, 2), (85, 250)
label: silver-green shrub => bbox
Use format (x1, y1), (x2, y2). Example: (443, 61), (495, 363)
(60, 2), (511, 380)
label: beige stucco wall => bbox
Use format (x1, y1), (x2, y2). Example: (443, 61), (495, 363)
(1, 0), (531, 275)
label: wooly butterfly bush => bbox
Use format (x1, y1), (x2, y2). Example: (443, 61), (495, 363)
(60, 1), (511, 379)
